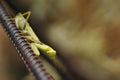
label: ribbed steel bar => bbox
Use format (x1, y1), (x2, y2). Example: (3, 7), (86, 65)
(0, 2), (54, 80)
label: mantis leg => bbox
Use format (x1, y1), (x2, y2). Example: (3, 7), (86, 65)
(7, 11), (31, 21)
(7, 17), (15, 21)
(22, 11), (31, 21)
(20, 30), (33, 41)
(23, 36), (34, 42)
(34, 43), (56, 57)
(30, 43), (40, 57)
(21, 11), (31, 30)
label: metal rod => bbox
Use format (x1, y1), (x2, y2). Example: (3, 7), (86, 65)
(0, 2), (54, 80)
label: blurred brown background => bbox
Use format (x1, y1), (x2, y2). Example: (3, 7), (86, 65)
(1, 0), (120, 80)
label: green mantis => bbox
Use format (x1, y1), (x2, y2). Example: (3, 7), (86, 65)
(10, 11), (56, 57)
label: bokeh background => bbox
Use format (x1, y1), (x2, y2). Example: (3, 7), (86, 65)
(1, 0), (120, 80)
